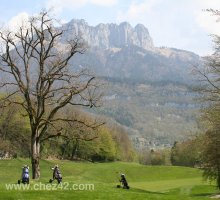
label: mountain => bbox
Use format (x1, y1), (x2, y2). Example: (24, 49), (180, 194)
(58, 20), (201, 149)
(60, 19), (200, 83)
(61, 19), (154, 50)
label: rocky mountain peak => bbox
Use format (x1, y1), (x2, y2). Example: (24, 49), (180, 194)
(59, 18), (200, 83)
(61, 19), (154, 50)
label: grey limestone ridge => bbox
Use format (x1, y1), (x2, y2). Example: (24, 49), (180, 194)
(60, 19), (201, 83)
(61, 19), (154, 50)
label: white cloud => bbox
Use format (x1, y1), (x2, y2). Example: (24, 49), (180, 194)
(46, 0), (118, 15)
(90, 0), (117, 7)
(117, 0), (161, 23)
(7, 12), (29, 33)
(196, 11), (220, 35)
(46, 0), (87, 14)
(0, 12), (30, 53)
(193, 0), (220, 35)
(195, 0), (220, 9)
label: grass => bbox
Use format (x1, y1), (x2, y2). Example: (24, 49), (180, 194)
(0, 159), (218, 200)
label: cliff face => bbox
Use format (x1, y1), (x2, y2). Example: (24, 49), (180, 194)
(61, 19), (154, 50)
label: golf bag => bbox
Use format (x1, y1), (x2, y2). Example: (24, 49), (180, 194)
(18, 165), (29, 184)
(120, 174), (129, 189)
(49, 165), (62, 184)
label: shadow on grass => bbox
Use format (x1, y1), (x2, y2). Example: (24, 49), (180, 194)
(189, 185), (219, 197)
(191, 192), (220, 198)
(191, 193), (214, 197)
(113, 186), (166, 195)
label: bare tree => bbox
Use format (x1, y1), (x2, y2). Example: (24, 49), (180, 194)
(0, 11), (102, 179)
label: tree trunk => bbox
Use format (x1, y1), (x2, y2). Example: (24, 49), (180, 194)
(71, 139), (79, 160)
(217, 168), (220, 190)
(31, 134), (40, 179)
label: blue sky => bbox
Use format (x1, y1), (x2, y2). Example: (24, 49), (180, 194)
(1, 0), (220, 56)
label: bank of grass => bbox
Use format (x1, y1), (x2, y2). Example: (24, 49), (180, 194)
(0, 159), (218, 200)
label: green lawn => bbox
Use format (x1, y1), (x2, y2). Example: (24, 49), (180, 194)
(0, 159), (218, 200)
